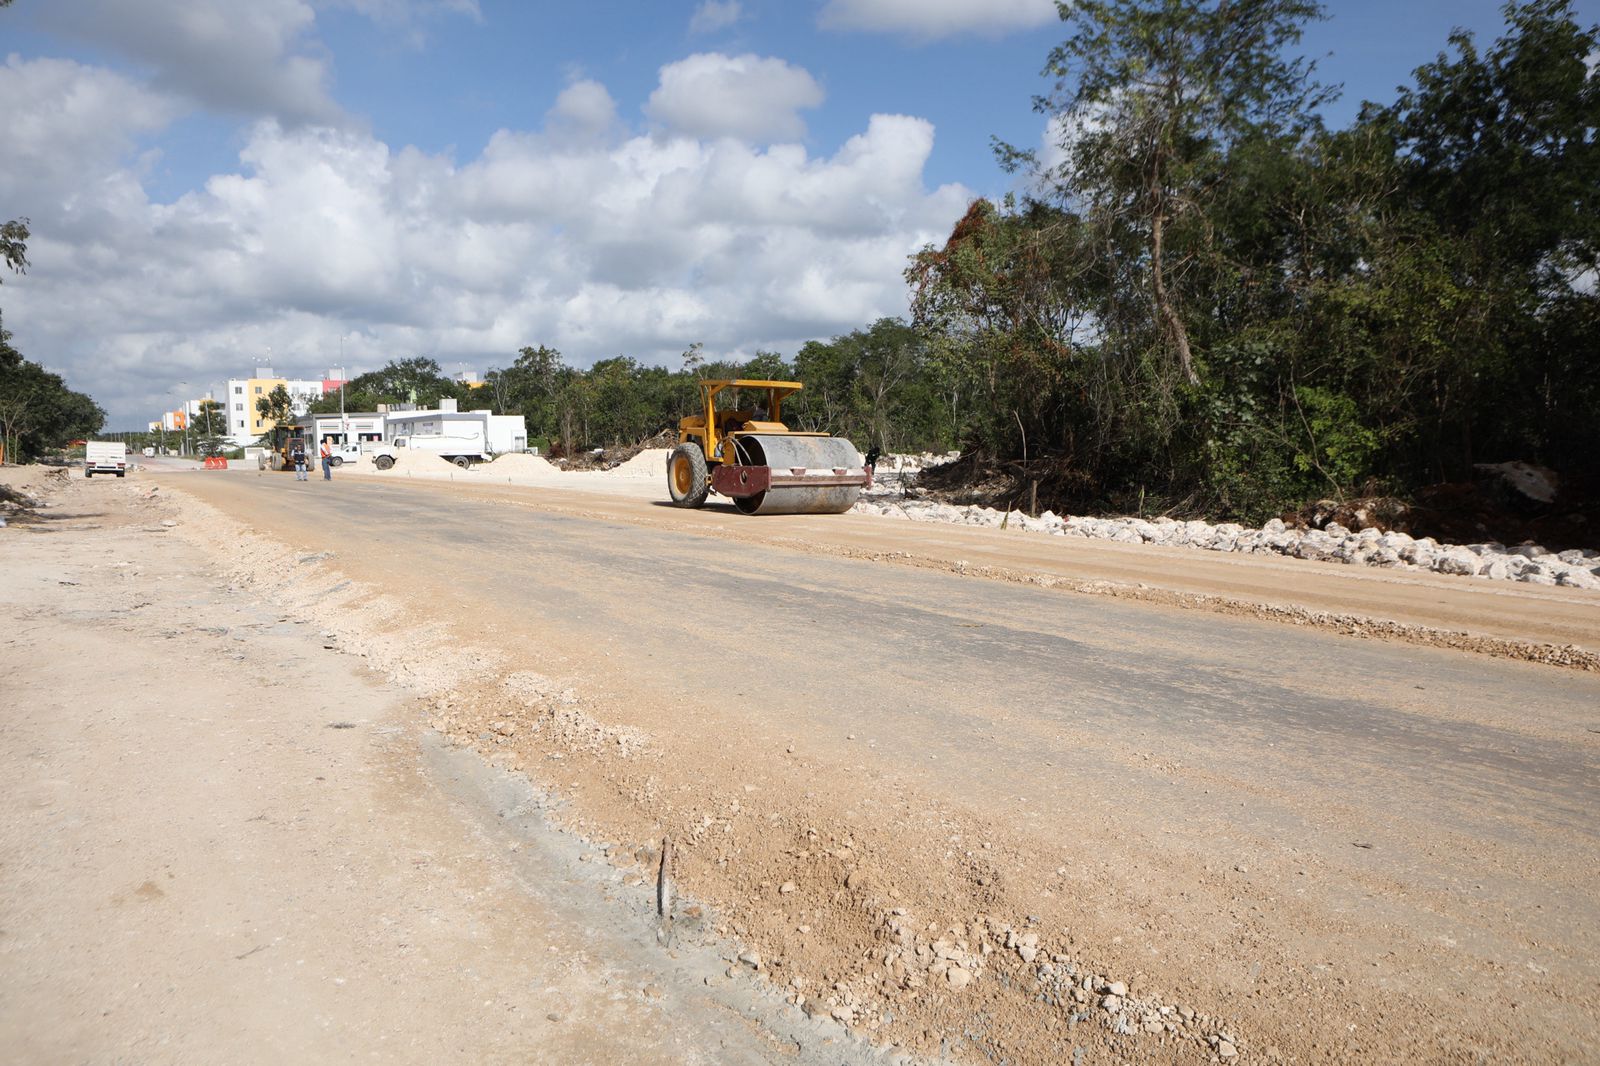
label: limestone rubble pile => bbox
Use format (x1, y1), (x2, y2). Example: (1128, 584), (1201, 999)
(857, 469), (1600, 590)
(874, 450), (960, 474)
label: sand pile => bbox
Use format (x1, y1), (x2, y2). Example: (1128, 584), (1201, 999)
(607, 448), (670, 478)
(379, 450), (475, 477)
(484, 453), (559, 477)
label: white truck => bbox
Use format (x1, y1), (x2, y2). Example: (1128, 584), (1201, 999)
(326, 443), (365, 467)
(370, 431), (488, 470)
(368, 413), (526, 470)
(85, 440), (128, 478)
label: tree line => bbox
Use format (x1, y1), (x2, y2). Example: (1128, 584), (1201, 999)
(474, 324), (950, 457)
(305, 325), (952, 461)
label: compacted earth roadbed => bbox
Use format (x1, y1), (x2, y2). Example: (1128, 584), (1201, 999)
(8, 466), (1599, 1063)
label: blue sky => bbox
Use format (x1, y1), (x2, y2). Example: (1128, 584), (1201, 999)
(0, 0), (1569, 426)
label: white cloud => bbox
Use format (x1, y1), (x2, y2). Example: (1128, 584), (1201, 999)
(689, 1), (743, 34)
(33, 0), (344, 126)
(645, 53), (823, 142)
(819, 0), (1058, 40)
(546, 79), (619, 140)
(0, 59), (968, 426)
(0, 56), (182, 250)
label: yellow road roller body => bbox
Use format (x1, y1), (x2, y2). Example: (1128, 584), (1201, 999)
(666, 379), (870, 515)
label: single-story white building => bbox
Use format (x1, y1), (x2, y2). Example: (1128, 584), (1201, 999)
(298, 412), (387, 453)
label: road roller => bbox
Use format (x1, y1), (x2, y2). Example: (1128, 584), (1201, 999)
(666, 379), (871, 515)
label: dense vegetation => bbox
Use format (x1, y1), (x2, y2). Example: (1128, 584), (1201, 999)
(462, 0), (1599, 521)
(918, 0), (1600, 519)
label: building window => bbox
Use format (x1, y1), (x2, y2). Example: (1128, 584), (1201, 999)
(254, 386), (263, 394)
(233, 385), (243, 395)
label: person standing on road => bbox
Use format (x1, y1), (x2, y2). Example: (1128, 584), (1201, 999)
(320, 439), (333, 481)
(293, 442), (308, 481)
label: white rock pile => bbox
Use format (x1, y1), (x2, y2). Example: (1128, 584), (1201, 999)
(853, 488), (1600, 589)
(871, 450), (960, 474)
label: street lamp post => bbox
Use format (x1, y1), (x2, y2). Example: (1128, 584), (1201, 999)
(337, 334), (349, 444)
(174, 381), (191, 457)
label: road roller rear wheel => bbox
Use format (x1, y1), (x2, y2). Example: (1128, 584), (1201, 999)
(667, 443), (709, 508)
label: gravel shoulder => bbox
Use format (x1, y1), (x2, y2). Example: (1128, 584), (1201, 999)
(148, 467), (1600, 1064)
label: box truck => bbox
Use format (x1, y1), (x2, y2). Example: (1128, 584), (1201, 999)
(85, 440), (127, 478)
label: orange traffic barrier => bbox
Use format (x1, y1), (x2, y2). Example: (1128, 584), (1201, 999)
(203, 456), (229, 469)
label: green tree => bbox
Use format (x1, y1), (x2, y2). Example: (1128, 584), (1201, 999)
(254, 383), (295, 438)
(190, 398), (230, 457)
(1016, 0), (1328, 387)
(309, 356), (468, 414)
(483, 344), (571, 450)
(791, 319), (948, 452)
(907, 200), (1101, 461)
(0, 217), (26, 279)
(0, 327), (105, 462)
(680, 342), (706, 377)
(1371, 0), (1600, 476)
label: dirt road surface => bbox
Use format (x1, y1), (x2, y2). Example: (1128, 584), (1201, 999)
(0, 470), (881, 1065)
(7, 465), (1600, 1063)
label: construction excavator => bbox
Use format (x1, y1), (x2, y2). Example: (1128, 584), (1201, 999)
(666, 379), (870, 515)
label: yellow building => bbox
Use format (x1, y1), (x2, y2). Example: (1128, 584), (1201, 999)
(226, 368), (325, 445)
(227, 371), (285, 441)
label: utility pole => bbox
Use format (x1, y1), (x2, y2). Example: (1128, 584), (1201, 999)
(338, 334), (348, 442)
